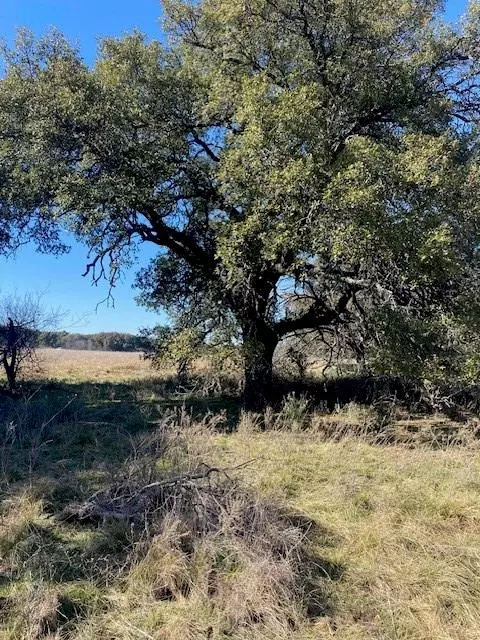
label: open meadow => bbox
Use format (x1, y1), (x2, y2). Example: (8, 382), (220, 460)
(0, 349), (480, 639)
(1, 0), (479, 637)
(33, 349), (156, 383)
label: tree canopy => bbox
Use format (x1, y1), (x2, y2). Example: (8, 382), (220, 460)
(0, 1), (479, 405)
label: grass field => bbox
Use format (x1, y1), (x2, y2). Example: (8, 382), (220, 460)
(0, 349), (479, 639)
(33, 348), (156, 382)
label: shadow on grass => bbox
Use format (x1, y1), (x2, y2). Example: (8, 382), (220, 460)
(0, 376), (351, 633)
(0, 370), (477, 490)
(282, 513), (345, 620)
(0, 372), (473, 493)
(0, 376), (241, 483)
(271, 374), (424, 411)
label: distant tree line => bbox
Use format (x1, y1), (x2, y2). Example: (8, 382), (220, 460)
(37, 331), (150, 352)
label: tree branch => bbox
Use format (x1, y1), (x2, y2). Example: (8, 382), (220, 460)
(142, 204), (217, 274)
(275, 284), (360, 337)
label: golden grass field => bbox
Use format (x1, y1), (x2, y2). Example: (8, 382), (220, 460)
(1, 349), (480, 639)
(34, 348), (155, 382)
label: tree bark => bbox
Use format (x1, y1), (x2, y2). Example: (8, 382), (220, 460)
(3, 318), (17, 393)
(3, 356), (16, 393)
(242, 319), (278, 410)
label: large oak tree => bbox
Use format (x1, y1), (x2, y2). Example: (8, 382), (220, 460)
(0, 2), (479, 405)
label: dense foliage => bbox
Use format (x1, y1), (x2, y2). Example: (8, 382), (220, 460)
(0, 1), (479, 404)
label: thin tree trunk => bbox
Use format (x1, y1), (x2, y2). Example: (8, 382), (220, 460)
(3, 318), (17, 393)
(2, 352), (16, 393)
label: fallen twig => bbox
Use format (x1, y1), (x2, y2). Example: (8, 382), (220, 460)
(59, 458), (259, 525)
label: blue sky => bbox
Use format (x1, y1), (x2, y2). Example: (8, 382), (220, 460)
(0, 0), (470, 333)
(0, 0), (165, 333)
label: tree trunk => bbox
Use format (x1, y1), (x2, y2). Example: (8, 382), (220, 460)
(4, 356), (16, 393)
(242, 320), (278, 410)
(3, 318), (17, 393)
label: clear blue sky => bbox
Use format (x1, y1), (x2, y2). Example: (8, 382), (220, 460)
(0, 0), (164, 333)
(0, 0), (470, 333)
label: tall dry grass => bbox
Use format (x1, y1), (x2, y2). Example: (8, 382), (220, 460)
(1, 350), (480, 639)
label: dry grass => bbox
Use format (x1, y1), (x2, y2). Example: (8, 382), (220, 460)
(1, 349), (480, 639)
(0, 415), (318, 640)
(33, 348), (158, 383)
(209, 423), (480, 639)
